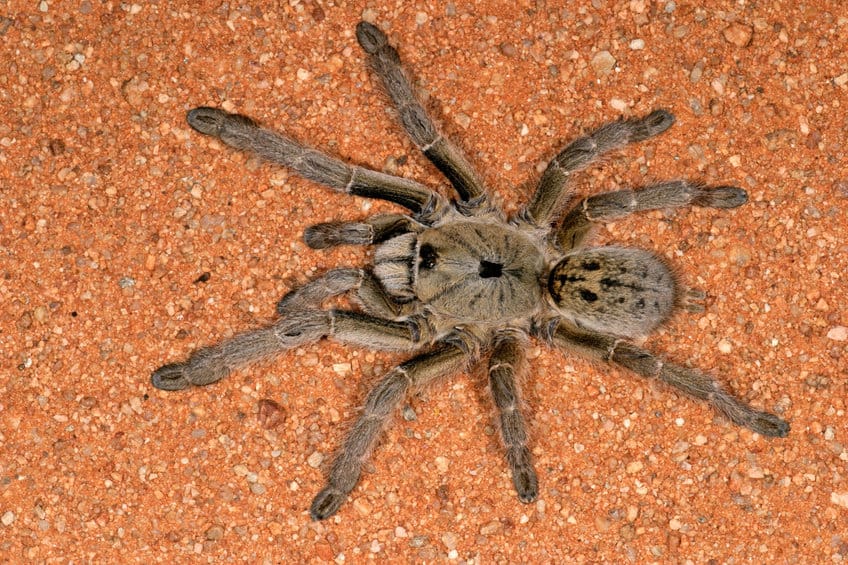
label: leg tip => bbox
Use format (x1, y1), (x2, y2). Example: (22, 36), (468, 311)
(355, 21), (387, 54)
(309, 487), (346, 521)
(630, 109), (676, 140)
(751, 412), (790, 438)
(186, 107), (258, 138)
(186, 107), (227, 136)
(151, 363), (191, 391)
(303, 223), (338, 250)
(695, 186), (748, 209)
(509, 457), (540, 503)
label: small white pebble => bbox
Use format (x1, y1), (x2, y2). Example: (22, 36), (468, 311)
(717, 339), (733, 353)
(748, 467), (765, 479)
(307, 451), (324, 468)
(441, 531), (457, 550)
(590, 51), (616, 74)
(434, 455), (449, 473)
(332, 362), (352, 375)
(832, 492), (848, 509)
(1, 511), (15, 526)
(629, 38), (645, 50)
(415, 11), (428, 25)
(296, 68), (310, 81)
(675, 417), (685, 427)
(826, 326), (847, 341)
(669, 517), (682, 530)
(609, 98), (628, 111)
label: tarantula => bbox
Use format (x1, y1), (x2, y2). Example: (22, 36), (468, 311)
(152, 21), (789, 520)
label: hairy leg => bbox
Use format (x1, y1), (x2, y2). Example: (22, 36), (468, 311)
(151, 306), (430, 391)
(151, 309), (330, 391)
(310, 337), (471, 520)
(488, 331), (538, 502)
(556, 180), (747, 250)
(545, 321), (790, 437)
(355, 21), (486, 204)
(521, 110), (676, 227)
(186, 107), (441, 214)
(353, 271), (420, 320)
(275, 267), (417, 320)
(303, 214), (425, 250)
(275, 268), (364, 314)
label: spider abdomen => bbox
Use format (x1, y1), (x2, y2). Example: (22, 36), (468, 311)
(547, 247), (678, 339)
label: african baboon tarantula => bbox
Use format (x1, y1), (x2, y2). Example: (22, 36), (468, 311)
(152, 21), (789, 520)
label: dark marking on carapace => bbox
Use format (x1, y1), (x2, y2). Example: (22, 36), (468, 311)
(600, 276), (644, 292)
(419, 243), (438, 269)
(479, 260), (503, 278)
(579, 289), (598, 302)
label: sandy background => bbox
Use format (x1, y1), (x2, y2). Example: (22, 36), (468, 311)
(1, 1), (846, 562)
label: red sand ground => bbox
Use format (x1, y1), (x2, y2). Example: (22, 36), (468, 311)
(1, 1), (846, 562)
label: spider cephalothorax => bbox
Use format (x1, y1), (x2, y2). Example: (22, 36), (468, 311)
(153, 21), (789, 521)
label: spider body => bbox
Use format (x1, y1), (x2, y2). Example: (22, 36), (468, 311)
(153, 20), (789, 521)
(548, 247), (679, 339)
(375, 216), (546, 323)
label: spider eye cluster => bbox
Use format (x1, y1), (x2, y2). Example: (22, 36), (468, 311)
(419, 243), (438, 270)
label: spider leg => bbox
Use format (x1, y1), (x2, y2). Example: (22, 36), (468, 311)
(544, 320), (790, 438)
(521, 110), (676, 227)
(556, 180), (747, 250)
(355, 21), (486, 205)
(353, 270), (420, 320)
(150, 309), (332, 391)
(488, 331), (539, 503)
(151, 306), (431, 391)
(275, 267), (417, 320)
(303, 213), (425, 250)
(275, 268), (364, 314)
(310, 334), (473, 520)
(186, 107), (442, 215)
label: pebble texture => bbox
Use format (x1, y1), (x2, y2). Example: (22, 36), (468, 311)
(2, 1), (847, 562)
